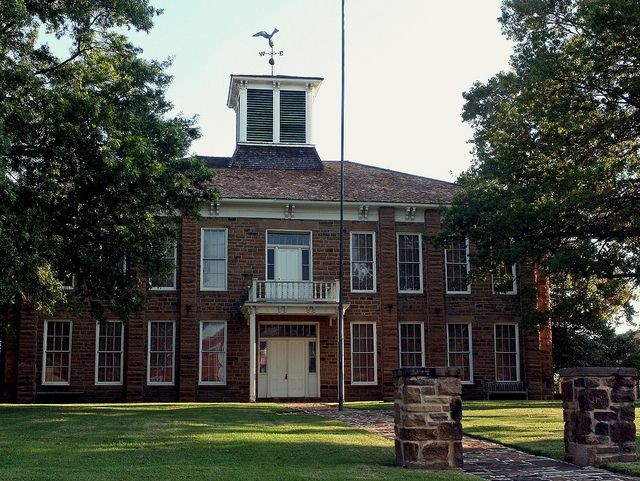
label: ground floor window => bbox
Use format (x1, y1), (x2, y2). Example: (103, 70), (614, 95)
(495, 324), (520, 382)
(43, 320), (72, 385)
(446, 323), (473, 383)
(96, 321), (124, 385)
(399, 322), (424, 368)
(351, 322), (377, 385)
(199, 321), (226, 385)
(148, 321), (175, 385)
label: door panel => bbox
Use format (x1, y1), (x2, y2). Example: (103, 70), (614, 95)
(287, 340), (306, 397)
(276, 248), (300, 281)
(268, 340), (288, 397)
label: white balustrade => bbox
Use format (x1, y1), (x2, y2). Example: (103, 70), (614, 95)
(248, 279), (339, 303)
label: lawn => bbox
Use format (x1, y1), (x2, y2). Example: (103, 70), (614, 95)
(0, 403), (480, 481)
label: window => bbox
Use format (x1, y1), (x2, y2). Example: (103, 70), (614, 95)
(495, 324), (520, 382)
(61, 273), (75, 290)
(308, 341), (317, 373)
(148, 321), (175, 385)
(397, 233), (423, 292)
(445, 237), (470, 293)
(151, 242), (177, 290)
(280, 90), (306, 143)
(201, 229), (227, 290)
(95, 321), (124, 385)
(42, 321), (72, 385)
(446, 323), (473, 383)
(350, 233), (376, 292)
(492, 264), (517, 295)
(351, 322), (377, 384)
(199, 321), (226, 385)
(247, 89), (273, 142)
(399, 322), (424, 368)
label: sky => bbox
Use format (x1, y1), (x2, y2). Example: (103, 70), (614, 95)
(126, 0), (514, 182)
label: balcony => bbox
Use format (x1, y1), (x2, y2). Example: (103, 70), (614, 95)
(248, 279), (339, 303)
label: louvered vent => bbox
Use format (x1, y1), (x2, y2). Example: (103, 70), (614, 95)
(247, 89), (273, 142)
(280, 90), (306, 143)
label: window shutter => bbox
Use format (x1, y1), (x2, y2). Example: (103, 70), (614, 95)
(247, 89), (273, 142)
(280, 90), (306, 143)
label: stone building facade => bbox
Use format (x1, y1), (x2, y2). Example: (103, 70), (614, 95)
(0, 73), (554, 403)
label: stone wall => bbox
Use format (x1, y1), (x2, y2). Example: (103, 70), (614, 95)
(394, 367), (463, 469)
(560, 367), (637, 466)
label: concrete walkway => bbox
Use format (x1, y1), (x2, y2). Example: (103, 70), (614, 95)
(280, 403), (640, 481)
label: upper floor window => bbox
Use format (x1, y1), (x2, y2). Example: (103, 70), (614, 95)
(397, 233), (423, 293)
(43, 320), (72, 385)
(246, 88), (306, 144)
(201, 229), (227, 291)
(151, 241), (177, 290)
(492, 264), (517, 295)
(445, 237), (470, 294)
(495, 324), (520, 382)
(350, 232), (376, 292)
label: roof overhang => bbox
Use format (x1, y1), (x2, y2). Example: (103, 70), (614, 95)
(227, 74), (323, 110)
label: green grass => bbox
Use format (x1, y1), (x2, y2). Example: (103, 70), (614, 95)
(0, 403), (480, 481)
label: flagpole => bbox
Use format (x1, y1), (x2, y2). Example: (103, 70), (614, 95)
(338, 0), (346, 412)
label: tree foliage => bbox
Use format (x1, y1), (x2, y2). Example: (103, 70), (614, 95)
(440, 0), (638, 344)
(1, 1), (216, 321)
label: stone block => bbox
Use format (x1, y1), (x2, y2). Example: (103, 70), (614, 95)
(397, 427), (438, 441)
(611, 422), (636, 443)
(611, 387), (635, 403)
(621, 406), (635, 422)
(402, 413), (428, 428)
(574, 411), (593, 436)
(450, 398), (462, 422)
(438, 422), (462, 441)
(429, 412), (449, 422)
(562, 381), (574, 403)
(437, 379), (462, 396)
(402, 441), (419, 464)
(578, 388), (609, 411)
(595, 422), (610, 436)
(594, 411), (617, 422)
(404, 386), (422, 404)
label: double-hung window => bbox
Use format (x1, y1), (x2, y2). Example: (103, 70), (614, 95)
(151, 241), (177, 290)
(492, 264), (517, 295)
(201, 228), (227, 290)
(199, 321), (227, 385)
(446, 323), (473, 383)
(148, 321), (175, 385)
(397, 233), (423, 293)
(95, 321), (124, 385)
(350, 232), (376, 292)
(351, 322), (377, 384)
(445, 237), (470, 293)
(42, 320), (72, 385)
(399, 322), (425, 368)
(495, 324), (520, 382)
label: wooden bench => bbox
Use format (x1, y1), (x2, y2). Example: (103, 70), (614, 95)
(482, 381), (528, 400)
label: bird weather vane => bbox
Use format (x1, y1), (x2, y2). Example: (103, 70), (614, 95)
(253, 28), (283, 76)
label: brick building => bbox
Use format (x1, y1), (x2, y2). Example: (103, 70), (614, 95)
(0, 73), (554, 403)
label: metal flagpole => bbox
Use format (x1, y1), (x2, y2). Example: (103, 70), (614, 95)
(338, 0), (346, 412)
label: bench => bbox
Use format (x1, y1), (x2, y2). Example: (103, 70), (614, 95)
(482, 381), (528, 400)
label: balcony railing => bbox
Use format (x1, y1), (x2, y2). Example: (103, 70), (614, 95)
(248, 279), (339, 303)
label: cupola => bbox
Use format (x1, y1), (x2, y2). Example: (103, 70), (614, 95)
(227, 75), (323, 145)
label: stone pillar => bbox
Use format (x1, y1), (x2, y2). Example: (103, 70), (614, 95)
(560, 367), (637, 466)
(393, 367), (463, 470)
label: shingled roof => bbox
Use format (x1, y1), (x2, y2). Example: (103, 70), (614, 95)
(198, 154), (457, 205)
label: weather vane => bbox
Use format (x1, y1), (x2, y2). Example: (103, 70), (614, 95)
(253, 28), (283, 76)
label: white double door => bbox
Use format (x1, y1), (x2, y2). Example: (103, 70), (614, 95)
(267, 339), (308, 398)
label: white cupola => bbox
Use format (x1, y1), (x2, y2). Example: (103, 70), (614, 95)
(227, 75), (323, 145)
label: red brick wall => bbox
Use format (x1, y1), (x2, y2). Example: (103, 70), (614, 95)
(8, 209), (554, 402)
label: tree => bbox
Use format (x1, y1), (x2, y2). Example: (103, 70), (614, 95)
(1, 1), (216, 322)
(439, 0), (639, 354)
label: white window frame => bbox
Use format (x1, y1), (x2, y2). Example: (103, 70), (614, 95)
(494, 323), (521, 382)
(62, 274), (75, 290)
(396, 233), (423, 293)
(445, 237), (471, 294)
(350, 322), (377, 385)
(446, 323), (474, 384)
(95, 321), (124, 386)
(398, 321), (425, 368)
(150, 242), (177, 291)
(200, 228), (228, 291)
(350, 232), (377, 293)
(147, 321), (176, 386)
(265, 229), (313, 281)
(42, 320), (72, 386)
(199, 321), (227, 386)
(492, 264), (517, 295)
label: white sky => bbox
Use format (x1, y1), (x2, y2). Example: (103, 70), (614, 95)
(129, 0), (513, 182)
